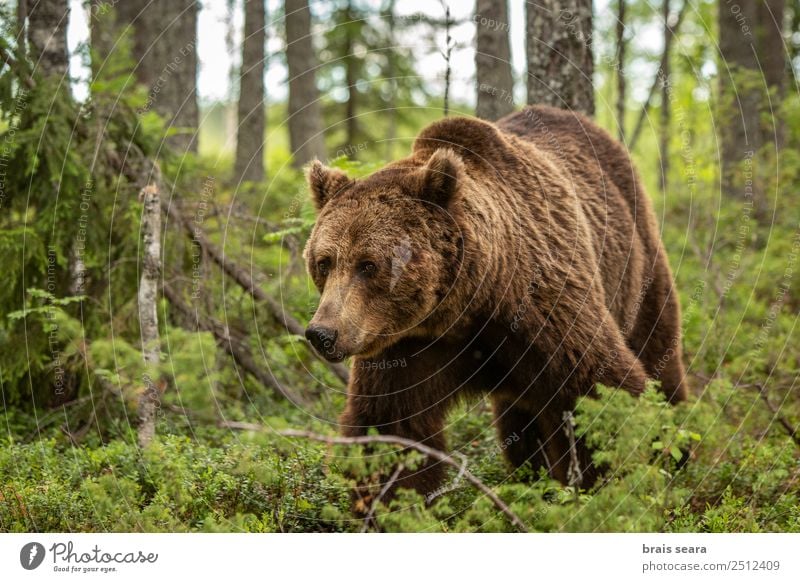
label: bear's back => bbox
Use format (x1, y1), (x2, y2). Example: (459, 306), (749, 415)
(498, 105), (660, 258)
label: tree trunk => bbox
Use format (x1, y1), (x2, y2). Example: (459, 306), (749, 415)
(161, 0), (199, 153)
(525, 0), (594, 115)
(119, 0), (199, 153)
(441, 1), (452, 117)
(29, 0), (84, 294)
(138, 182), (162, 447)
(616, 0), (626, 140)
(285, 0), (326, 166)
(27, 0), (69, 79)
(17, 0), (27, 54)
(475, 0), (515, 121)
(719, 0), (785, 217)
(659, 0), (670, 194)
(234, 0), (266, 183)
(344, 0), (358, 148)
(385, 0), (397, 160)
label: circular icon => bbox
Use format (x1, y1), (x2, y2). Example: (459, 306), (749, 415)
(20, 542), (46, 570)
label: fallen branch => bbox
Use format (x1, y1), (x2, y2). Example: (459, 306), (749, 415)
(277, 429), (529, 532)
(23, 396), (93, 442)
(219, 420), (265, 431)
(180, 201), (280, 231)
(162, 200), (350, 385)
(164, 283), (307, 406)
(756, 384), (800, 447)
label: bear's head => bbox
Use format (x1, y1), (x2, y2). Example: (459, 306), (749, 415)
(303, 149), (465, 362)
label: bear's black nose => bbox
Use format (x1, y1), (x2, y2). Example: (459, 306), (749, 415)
(305, 325), (338, 355)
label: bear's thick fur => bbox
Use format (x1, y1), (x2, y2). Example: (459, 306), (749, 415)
(304, 105), (687, 497)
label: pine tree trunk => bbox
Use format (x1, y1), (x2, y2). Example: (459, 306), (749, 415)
(119, 0), (199, 153)
(386, 0), (397, 160)
(719, 0), (785, 217)
(161, 0), (199, 153)
(27, 0), (69, 79)
(285, 0), (326, 166)
(616, 0), (626, 140)
(234, 0), (266, 183)
(659, 0), (670, 194)
(17, 0), (27, 54)
(525, 0), (594, 115)
(27, 0), (75, 407)
(344, 0), (358, 149)
(475, 0), (515, 121)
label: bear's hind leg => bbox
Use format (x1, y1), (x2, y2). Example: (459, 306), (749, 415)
(628, 257), (688, 403)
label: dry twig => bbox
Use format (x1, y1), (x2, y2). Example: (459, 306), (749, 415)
(361, 463), (405, 532)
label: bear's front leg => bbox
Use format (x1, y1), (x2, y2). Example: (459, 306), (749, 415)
(339, 340), (462, 506)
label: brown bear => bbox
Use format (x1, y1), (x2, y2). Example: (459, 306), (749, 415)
(303, 105), (687, 498)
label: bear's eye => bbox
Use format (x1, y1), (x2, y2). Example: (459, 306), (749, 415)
(317, 258), (331, 276)
(358, 261), (377, 277)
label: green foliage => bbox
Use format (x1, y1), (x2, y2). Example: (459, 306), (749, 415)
(0, 435), (351, 532)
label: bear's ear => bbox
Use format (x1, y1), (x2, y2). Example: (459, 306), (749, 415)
(419, 148), (463, 206)
(307, 160), (353, 210)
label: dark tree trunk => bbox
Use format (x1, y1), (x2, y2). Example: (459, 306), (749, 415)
(441, 1), (452, 117)
(344, 0), (358, 148)
(660, 0), (670, 194)
(17, 0), (27, 54)
(234, 0), (266, 183)
(118, 0), (199, 153)
(27, 0), (76, 406)
(160, 0), (199, 153)
(285, 0), (326, 166)
(719, 0), (785, 217)
(616, 0), (626, 140)
(386, 0), (397, 160)
(475, 0), (515, 120)
(27, 0), (69, 79)
(525, 0), (594, 115)
(89, 0), (127, 79)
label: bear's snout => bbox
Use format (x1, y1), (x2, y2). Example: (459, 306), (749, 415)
(305, 325), (341, 360)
